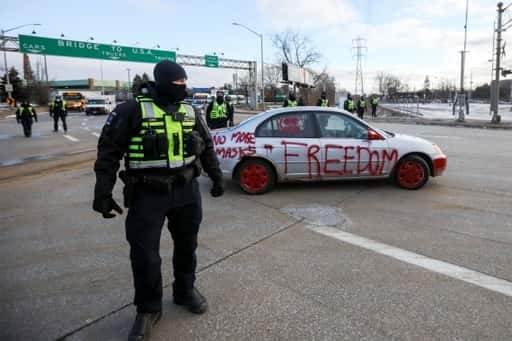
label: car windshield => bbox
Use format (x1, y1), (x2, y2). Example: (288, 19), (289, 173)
(88, 99), (106, 104)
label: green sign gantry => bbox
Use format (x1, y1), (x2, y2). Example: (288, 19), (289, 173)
(18, 35), (176, 63)
(204, 54), (219, 68)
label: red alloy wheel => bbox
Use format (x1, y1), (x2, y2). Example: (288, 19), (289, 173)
(397, 159), (426, 189)
(240, 163), (269, 193)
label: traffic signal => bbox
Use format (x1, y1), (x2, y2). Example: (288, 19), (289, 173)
(282, 63), (288, 82)
(502, 69), (512, 77)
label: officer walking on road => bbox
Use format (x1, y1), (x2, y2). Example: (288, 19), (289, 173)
(371, 95), (379, 119)
(343, 93), (355, 113)
(206, 90), (234, 129)
(50, 95), (68, 133)
(16, 99), (37, 137)
(93, 60), (224, 341)
(356, 94), (367, 119)
(283, 92), (298, 107)
(316, 91), (329, 107)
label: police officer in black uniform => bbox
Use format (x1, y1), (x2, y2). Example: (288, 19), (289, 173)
(16, 99), (37, 137)
(205, 90), (234, 129)
(93, 60), (224, 341)
(50, 95), (68, 133)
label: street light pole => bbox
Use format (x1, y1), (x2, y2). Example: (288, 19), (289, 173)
(232, 22), (265, 110)
(1, 23), (41, 101)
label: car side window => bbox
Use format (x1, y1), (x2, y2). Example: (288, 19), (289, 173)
(256, 113), (316, 138)
(316, 112), (368, 139)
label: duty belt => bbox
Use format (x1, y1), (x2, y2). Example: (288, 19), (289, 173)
(119, 168), (194, 193)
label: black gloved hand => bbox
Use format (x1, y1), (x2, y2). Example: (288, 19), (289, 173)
(93, 195), (123, 218)
(210, 182), (224, 198)
(229, 120), (234, 127)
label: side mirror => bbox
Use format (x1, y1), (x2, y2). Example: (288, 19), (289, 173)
(368, 128), (384, 140)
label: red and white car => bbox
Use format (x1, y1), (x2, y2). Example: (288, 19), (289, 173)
(211, 107), (447, 194)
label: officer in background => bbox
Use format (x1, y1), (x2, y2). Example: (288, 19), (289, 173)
(16, 99), (37, 137)
(343, 93), (355, 113)
(316, 91), (329, 107)
(371, 95), (379, 119)
(50, 95), (68, 133)
(283, 92), (298, 107)
(206, 90), (233, 129)
(356, 94), (368, 119)
(93, 60), (224, 341)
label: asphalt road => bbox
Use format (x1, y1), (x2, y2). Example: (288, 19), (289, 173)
(1, 119), (512, 340)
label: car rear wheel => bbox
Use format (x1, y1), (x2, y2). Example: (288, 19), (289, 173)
(236, 159), (275, 195)
(394, 155), (429, 190)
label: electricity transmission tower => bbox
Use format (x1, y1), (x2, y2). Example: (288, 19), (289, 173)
(352, 37), (367, 95)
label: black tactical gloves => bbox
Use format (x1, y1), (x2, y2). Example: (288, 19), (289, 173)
(93, 195), (123, 218)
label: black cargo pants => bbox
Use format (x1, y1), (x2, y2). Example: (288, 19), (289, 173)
(53, 112), (67, 132)
(125, 178), (202, 313)
(21, 118), (33, 137)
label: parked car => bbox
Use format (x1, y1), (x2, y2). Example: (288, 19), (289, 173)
(211, 107), (447, 194)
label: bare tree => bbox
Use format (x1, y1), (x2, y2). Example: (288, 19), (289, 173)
(264, 64), (282, 86)
(374, 72), (404, 96)
(272, 30), (321, 67)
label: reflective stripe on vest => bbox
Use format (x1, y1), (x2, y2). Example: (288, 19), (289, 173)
(321, 99), (328, 107)
(360, 100), (366, 108)
(51, 101), (66, 110)
(348, 100), (355, 110)
(210, 102), (228, 119)
(372, 98), (379, 105)
(126, 97), (196, 170)
(288, 100), (297, 107)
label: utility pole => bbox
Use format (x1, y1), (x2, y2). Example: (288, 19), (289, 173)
(352, 37), (367, 95)
(454, 0), (470, 121)
(43, 55), (49, 83)
(127, 68), (131, 99)
(490, 21), (496, 115)
(492, 2), (507, 123)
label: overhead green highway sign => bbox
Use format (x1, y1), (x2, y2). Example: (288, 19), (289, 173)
(18, 35), (176, 63)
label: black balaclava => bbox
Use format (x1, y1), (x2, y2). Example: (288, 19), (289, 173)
(216, 92), (225, 104)
(153, 60), (188, 104)
(321, 92), (326, 99)
(289, 93), (296, 101)
(347, 93), (352, 100)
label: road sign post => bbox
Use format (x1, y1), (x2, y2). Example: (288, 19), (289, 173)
(19, 35), (176, 63)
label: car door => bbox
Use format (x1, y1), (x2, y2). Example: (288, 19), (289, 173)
(255, 111), (322, 180)
(315, 112), (392, 178)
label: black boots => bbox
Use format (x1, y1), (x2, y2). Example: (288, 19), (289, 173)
(173, 287), (208, 314)
(128, 312), (162, 341)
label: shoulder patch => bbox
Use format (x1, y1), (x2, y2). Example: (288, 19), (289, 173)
(105, 111), (117, 126)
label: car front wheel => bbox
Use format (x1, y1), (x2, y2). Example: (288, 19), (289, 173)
(236, 159), (275, 194)
(394, 155), (429, 190)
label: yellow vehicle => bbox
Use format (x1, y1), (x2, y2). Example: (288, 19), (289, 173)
(62, 92), (85, 111)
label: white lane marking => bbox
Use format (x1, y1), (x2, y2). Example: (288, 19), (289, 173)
(81, 122), (87, 126)
(91, 132), (100, 137)
(63, 134), (80, 142)
(308, 225), (512, 297)
(81, 127), (90, 131)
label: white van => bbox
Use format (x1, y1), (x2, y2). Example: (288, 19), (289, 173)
(85, 95), (116, 115)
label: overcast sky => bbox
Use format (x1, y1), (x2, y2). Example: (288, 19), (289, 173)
(1, 0), (505, 92)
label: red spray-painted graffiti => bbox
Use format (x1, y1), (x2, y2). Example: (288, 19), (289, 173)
(213, 131), (399, 176)
(214, 132), (257, 159)
(281, 140), (398, 177)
